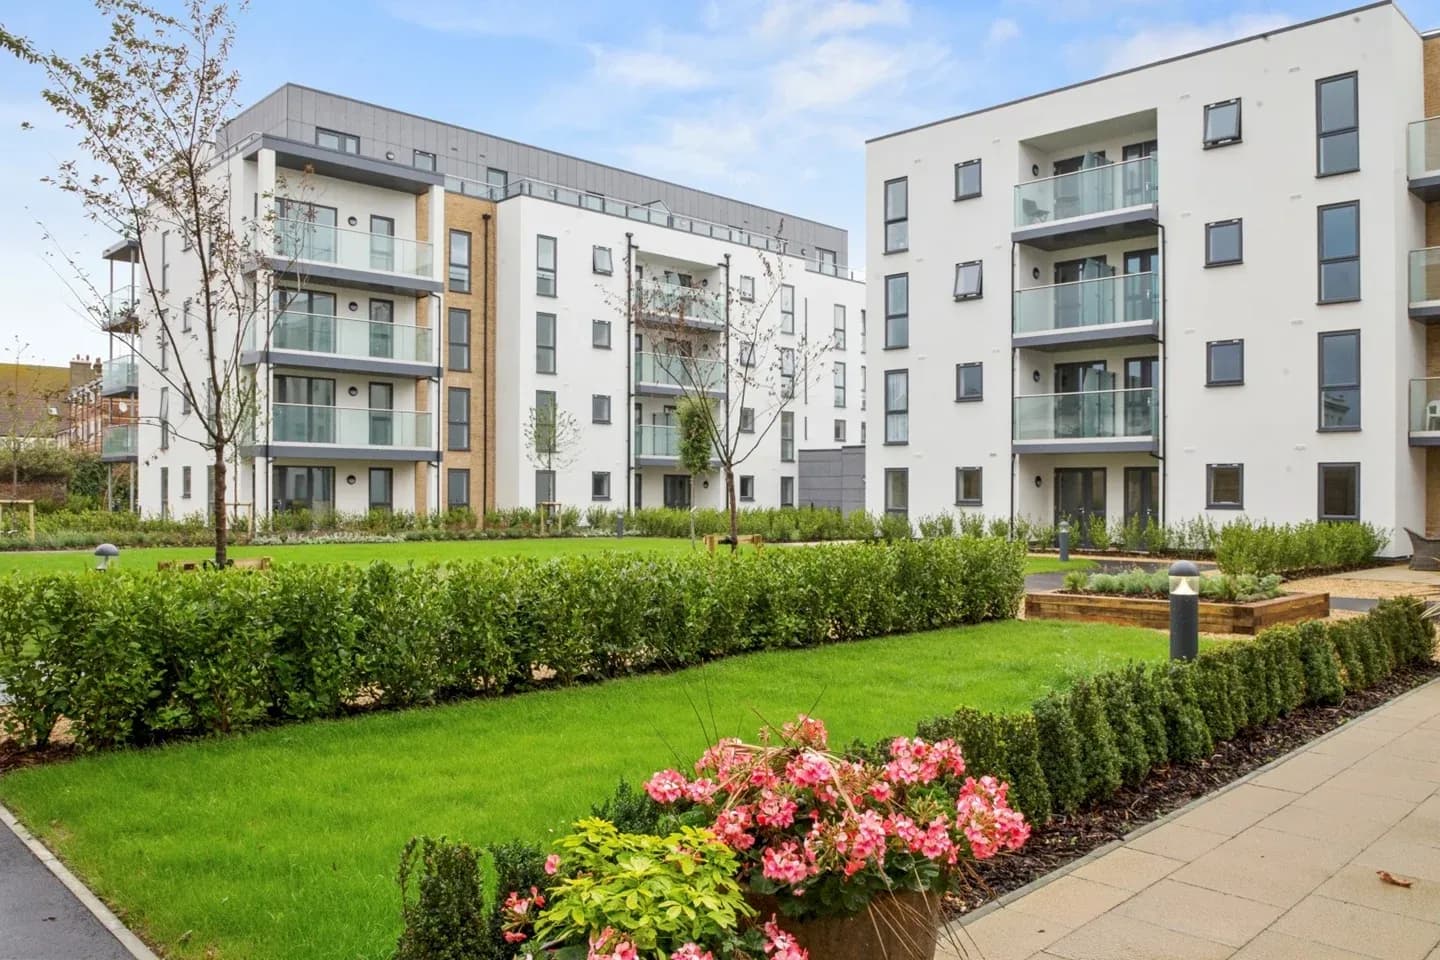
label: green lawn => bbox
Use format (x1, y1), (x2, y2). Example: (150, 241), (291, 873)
(2, 618), (1161, 960)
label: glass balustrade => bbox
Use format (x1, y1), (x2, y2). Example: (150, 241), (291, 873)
(1013, 387), (1158, 441)
(101, 355), (138, 394)
(635, 423), (681, 458)
(270, 403), (431, 448)
(634, 351), (725, 391)
(1014, 272), (1158, 334)
(1014, 156), (1158, 228)
(265, 219), (433, 277)
(247, 311), (432, 363)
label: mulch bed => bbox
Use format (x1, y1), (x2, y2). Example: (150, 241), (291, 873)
(948, 662), (1440, 916)
(0, 740), (76, 776)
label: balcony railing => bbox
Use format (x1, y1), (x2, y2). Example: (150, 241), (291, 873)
(1014, 272), (1159, 335)
(1014, 156), (1158, 229)
(247, 311), (433, 364)
(101, 355), (138, 394)
(1408, 118), (1440, 180)
(103, 285), (138, 329)
(270, 403), (431, 448)
(640, 280), (725, 327)
(634, 351), (725, 392)
(265, 219), (433, 278)
(1410, 379), (1440, 437)
(1409, 248), (1440, 311)
(102, 424), (138, 459)
(635, 423), (680, 458)
(1013, 387), (1158, 442)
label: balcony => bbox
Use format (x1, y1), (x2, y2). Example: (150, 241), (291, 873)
(1409, 249), (1440, 322)
(634, 351), (725, 397)
(638, 280), (725, 331)
(103, 285), (139, 333)
(1013, 156), (1158, 250)
(101, 424), (138, 462)
(1013, 272), (1159, 348)
(1407, 118), (1440, 200)
(635, 423), (681, 464)
(1013, 387), (1158, 453)
(242, 311), (437, 376)
(254, 219), (440, 296)
(100, 355), (138, 397)
(1410, 379), (1440, 445)
(250, 403), (436, 461)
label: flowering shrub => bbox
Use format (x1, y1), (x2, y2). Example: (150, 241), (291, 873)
(644, 715), (1029, 920)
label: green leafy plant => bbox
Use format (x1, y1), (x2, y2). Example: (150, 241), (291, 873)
(394, 837), (488, 960)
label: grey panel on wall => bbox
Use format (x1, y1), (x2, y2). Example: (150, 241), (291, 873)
(798, 447), (865, 513)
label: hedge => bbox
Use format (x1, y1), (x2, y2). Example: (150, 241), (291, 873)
(0, 536), (1027, 750)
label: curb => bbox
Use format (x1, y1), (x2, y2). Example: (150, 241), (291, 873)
(0, 803), (158, 960)
(955, 672), (1440, 926)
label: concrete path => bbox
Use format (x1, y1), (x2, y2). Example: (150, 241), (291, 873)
(946, 678), (1440, 960)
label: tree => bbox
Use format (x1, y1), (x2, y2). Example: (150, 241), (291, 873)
(522, 400), (581, 530)
(676, 396), (713, 545)
(4, 0), (303, 566)
(0, 338), (67, 498)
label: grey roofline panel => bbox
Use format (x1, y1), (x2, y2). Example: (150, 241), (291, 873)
(239, 349), (440, 379)
(1012, 320), (1159, 349)
(867, 1), (1399, 144)
(1410, 433), (1440, 446)
(246, 135), (443, 193)
(1012, 438), (1159, 455)
(1011, 206), (1159, 250)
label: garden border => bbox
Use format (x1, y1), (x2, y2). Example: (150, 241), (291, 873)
(1024, 590), (1330, 634)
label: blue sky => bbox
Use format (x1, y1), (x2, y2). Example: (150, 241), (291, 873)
(4, 0), (1439, 364)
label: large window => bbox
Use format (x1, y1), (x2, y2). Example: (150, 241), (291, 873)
(884, 274), (908, 348)
(1205, 219), (1242, 266)
(833, 362), (846, 408)
(1206, 340), (1244, 386)
(780, 411), (795, 462)
(1318, 463), (1360, 521)
(884, 468), (908, 516)
(1317, 72), (1359, 176)
(592, 245), (613, 275)
(780, 476), (795, 508)
(1318, 201), (1360, 303)
(833, 304), (846, 350)
(447, 468), (470, 509)
(780, 348), (795, 399)
(955, 467), (982, 506)
(592, 394), (611, 424)
(537, 236), (557, 296)
(536, 470), (556, 506)
(1207, 464), (1244, 509)
(953, 261), (983, 300)
(591, 472), (611, 501)
(1319, 330), (1360, 431)
(536, 313), (557, 374)
(315, 127), (359, 154)
(954, 159), (981, 200)
(780, 284), (795, 334)
(884, 370), (908, 444)
(448, 307), (471, 371)
(369, 468), (394, 512)
(1203, 98), (1242, 147)
(534, 391), (557, 455)
(955, 362), (983, 401)
(272, 466), (334, 514)
(447, 387), (471, 450)
(884, 177), (908, 253)
(449, 230), (471, 293)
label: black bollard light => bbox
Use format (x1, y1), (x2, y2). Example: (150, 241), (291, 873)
(1057, 520), (1070, 563)
(615, 512), (625, 539)
(1168, 559), (1201, 660)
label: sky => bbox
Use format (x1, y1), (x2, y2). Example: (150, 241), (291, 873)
(3, 0), (1439, 366)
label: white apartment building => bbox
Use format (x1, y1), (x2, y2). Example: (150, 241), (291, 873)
(865, 0), (1440, 555)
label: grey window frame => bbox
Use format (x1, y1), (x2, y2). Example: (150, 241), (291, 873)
(739, 474), (755, 501)
(739, 407), (755, 433)
(780, 475), (796, 508)
(537, 235), (557, 297)
(955, 466), (982, 506)
(592, 245), (613, 275)
(591, 471), (612, 501)
(534, 390), (557, 456)
(833, 419), (846, 442)
(1205, 339), (1244, 386)
(536, 312), (557, 374)
(883, 177), (908, 253)
(781, 347), (795, 399)
(884, 467), (908, 516)
(182, 297), (192, 332)
(413, 149), (436, 171)
(159, 386), (169, 449)
(448, 307), (471, 371)
(884, 369), (908, 445)
(592, 318), (612, 349)
(1205, 219), (1243, 267)
(369, 467), (394, 513)
(833, 361), (847, 408)
(447, 468), (470, 509)
(833, 304), (846, 350)
(1203, 98), (1242, 148)
(1318, 462), (1361, 521)
(160, 230), (170, 293)
(181, 465), (192, 499)
(884, 273), (908, 349)
(1206, 463), (1245, 510)
(535, 469), (556, 506)
(486, 167), (508, 191)
(448, 230), (471, 293)
(315, 127), (359, 154)
(739, 275), (755, 301)
(955, 362), (983, 402)
(780, 411), (795, 462)
(1318, 329), (1361, 432)
(953, 260), (983, 300)
(447, 387), (471, 451)
(592, 394), (611, 424)
(1318, 201), (1360, 304)
(738, 340), (755, 367)
(780, 284), (795, 334)
(954, 159), (981, 200)
(159, 466), (169, 518)
(1316, 72), (1359, 177)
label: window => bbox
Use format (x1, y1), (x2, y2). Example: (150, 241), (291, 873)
(592, 394), (611, 424)
(315, 127), (359, 154)
(536, 313), (557, 374)
(592, 319), (612, 349)
(535, 470), (556, 505)
(739, 407), (755, 433)
(780, 411), (795, 462)
(591, 471), (611, 501)
(159, 387), (169, 450)
(537, 236), (557, 296)
(160, 230), (170, 293)
(885, 274), (908, 348)
(182, 298), (193, 332)
(181, 386), (192, 415)
(447, 469), (470, 509)
(955, 467), (982, 506)
(780, 284), (795, 334)
(739, 475), (755, 501)
(447, 387), (471, 450)
(413, 149), (436, 171)
(369, 468), (394, 513)
(781, 348), (795, 399)
(1207, 464), (1244, 509)
(1203, 98), (1242, 147)
(1205, 219), (1243, 266)
(833, 362), (847, 408)
(884, 370), (908, 444)
(159, 467), (169, 519)
(448, 230), (471, 292)
(884, 177), (908, 253)
(954, 159), (981, 200)
(833, 419), (846, 442)
(592, 245), (613, 275)
(860, 365), (866, 411)
(884, 468), (908, 516)
(739, 275), (755, 301)
(778, 476), (795, 507)
(738, 341), (755, 367)
(273, 466), (334, 513)
(953, 261), (983, 301)
(1318, 462), (1360, 521)
(833, 304), (846, 350)
(181, 465), (192, 499)
(861, 309), (866, 351)
(955, 362), (983, 401)
(486, 167), (508, 191)
(534, 391), (557, 456)
(1318, 201), (1360, 303)
(1319, 330), (1360, 430)
(1206, 340), (1244, 386)
(1317, 72), (1359, 176)
(448, 308), (471, 371)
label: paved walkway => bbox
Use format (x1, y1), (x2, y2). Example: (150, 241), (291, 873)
(945, 677), (1440, 960)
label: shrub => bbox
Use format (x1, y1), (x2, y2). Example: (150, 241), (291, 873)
(1095, 672), (1150, 787)
(1033, 692), (1086, 815)
(1294, 620), (1344, 705)
(483, 841), (549, 960)
(1158, 661), (1214, 762)
(1214, 519), (1387, 577)
(1124, 662), (1170, 764)
(915, 708), (1052, 825)
(1068, 678), (1123, 803)
(394, 837), (488, 960)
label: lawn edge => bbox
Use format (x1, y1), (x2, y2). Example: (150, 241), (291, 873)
(0, 802), (158, 960)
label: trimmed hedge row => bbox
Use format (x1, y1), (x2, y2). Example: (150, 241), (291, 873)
(915, 598), (1435, 823)
(0, 537), (1026, 750)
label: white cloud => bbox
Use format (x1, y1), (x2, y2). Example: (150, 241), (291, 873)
(588, 47), (714, 90)
(770, 37), (945, 114)
(1099, 13), (1291, 73)
(986, 18), (1020, 47)
(755, 0), (909, 40)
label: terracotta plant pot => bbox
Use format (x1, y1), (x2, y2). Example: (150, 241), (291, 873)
(750, 891), (942, 960)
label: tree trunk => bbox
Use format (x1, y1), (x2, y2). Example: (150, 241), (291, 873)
(725, 465), (738, 552)
(212, 444), (228, 568)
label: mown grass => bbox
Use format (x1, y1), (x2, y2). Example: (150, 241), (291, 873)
(3, 617), (1161, 960)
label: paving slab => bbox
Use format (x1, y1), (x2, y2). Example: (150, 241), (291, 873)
(1271, 894), (1440, 960)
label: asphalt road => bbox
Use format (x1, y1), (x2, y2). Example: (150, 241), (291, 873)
(0, 823), (131, 960)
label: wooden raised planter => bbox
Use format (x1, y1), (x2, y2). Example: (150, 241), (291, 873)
(748, 891), (941, 960)
(1025, 591), (1330, 635)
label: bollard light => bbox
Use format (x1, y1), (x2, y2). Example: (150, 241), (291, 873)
(1168, 559), (1200, 661)
(94, 542), (120, 572)
(1057, 520), (1071, 563)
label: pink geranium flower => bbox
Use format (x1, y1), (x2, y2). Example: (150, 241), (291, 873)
(544, 853), (561, 875)
(763, 918), (809, 960)
(645, 769), (689, 804)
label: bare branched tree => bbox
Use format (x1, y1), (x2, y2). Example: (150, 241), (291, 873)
(522, 403), (582, 476)
(0, 337), (67, 498)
